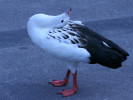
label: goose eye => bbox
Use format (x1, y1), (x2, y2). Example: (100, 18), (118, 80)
(61, 20), (64, 23)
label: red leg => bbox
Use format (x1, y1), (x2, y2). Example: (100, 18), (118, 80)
(58, 71), (78, 97)
(49, 69), (71, 87)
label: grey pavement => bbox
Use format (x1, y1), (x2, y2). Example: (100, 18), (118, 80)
(0, 0), (133, 100)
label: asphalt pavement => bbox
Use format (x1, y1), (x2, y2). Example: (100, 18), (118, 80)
(0, 0), (133, 100)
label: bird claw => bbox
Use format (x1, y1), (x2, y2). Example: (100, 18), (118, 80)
(48, 82), (51, 84)
(58, 88), (77, 97)
(49, 80), (68, 87)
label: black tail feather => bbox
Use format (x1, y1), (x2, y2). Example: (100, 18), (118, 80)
(90, 48), (127, 69)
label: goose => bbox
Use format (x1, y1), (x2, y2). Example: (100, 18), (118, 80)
(27, 9), (129, 97)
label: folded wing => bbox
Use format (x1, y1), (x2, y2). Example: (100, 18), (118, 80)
(69, 21), (129, 69)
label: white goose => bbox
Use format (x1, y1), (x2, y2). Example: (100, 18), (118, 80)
(27, 9), (129, 96)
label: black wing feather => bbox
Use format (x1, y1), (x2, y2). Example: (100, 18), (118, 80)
(71, 25), (129, 69)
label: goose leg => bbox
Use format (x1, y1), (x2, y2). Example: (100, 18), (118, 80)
(58, 71), (78, 96)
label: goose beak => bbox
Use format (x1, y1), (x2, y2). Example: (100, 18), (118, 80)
(65, 8), (72, 16)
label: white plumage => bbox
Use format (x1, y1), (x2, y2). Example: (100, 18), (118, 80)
(27, 11), (90, 73)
